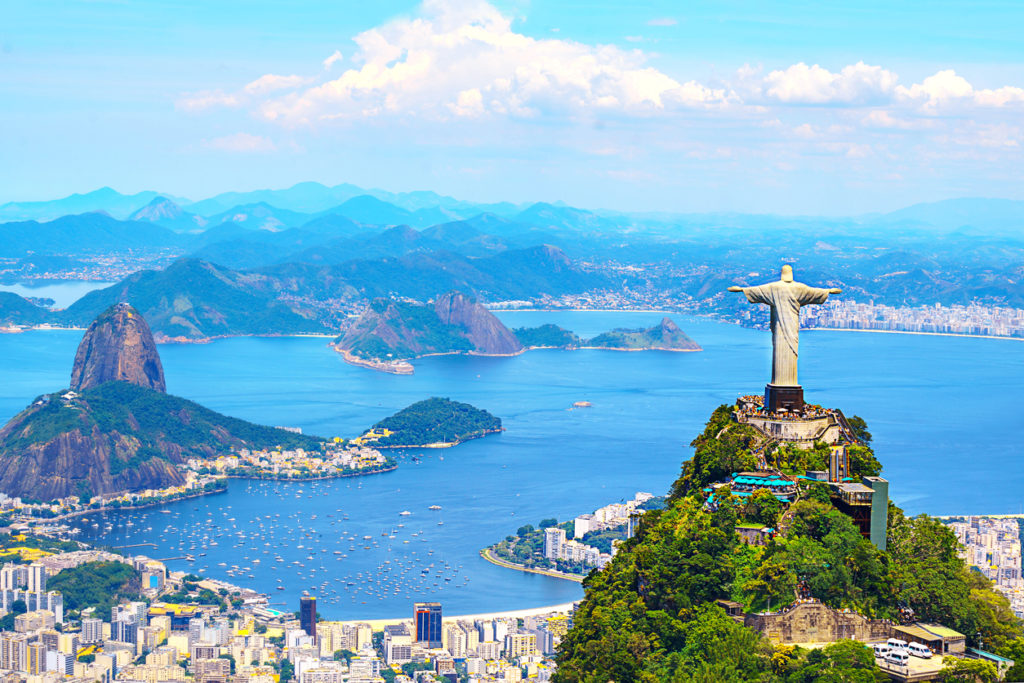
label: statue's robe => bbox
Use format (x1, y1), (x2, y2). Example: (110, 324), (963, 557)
(741, 280), (832, 386)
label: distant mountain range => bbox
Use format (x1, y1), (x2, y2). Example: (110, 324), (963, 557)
(5, 180), (1020, 229)
(0, 182), (1022, 315)
(61, 259), (327, 340)
(0, 241), (606, 339)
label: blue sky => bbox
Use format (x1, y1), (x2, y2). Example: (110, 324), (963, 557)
(2, 0), (1022, 214)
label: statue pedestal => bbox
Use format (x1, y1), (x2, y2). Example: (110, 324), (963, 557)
(765, 384), (804, 414)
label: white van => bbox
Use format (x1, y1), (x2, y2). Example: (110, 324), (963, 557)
(872, 643), (891, 658)
(887, 638), (909, 652)
(885, 649), (910, 667)
(907, 642), (933, 659)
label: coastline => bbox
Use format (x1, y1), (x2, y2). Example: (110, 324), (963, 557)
(372, 428), (504, 449)
(338, 601), (577, 630)
(224, 463), (398, 480)
(27, 464), (398, 525)
(490, 308), (674, 314)
(574, 345), (701, 352)
(479, 547), (584, 584)
(47, 486), (227, 523)
(333, 346), (414, 374)
(807, 327), (1024, 342)
(14, 313), (1021, 345)
(338, 343), (701, 375)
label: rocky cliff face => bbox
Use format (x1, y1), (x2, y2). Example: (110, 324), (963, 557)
(70, 302), (166, 392)
(337, 292), (523, 361)
(0, 417), (186, 500)
(433, 292), (523, 355)
(652, 317), (702, 350)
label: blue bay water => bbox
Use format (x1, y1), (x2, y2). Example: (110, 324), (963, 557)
(0, 281), (114, 309)
(0, 311), (1021, 619)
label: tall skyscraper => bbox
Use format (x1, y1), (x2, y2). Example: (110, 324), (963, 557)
(300, 596), (317, 640)
(413, 602), (442, 648)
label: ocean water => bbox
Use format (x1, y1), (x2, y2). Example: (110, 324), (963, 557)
(0, 311), (1021, 619)
(0, 281), (113, 308)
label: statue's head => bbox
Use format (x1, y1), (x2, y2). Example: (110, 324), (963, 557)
(780, 265), (794, 282)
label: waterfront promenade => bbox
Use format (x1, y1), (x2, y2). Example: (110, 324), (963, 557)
(480, 548), (585, 583)
(338, 601), (576, 630)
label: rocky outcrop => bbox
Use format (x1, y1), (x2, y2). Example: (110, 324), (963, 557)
(650, 317), (702, 350)
(0, 418), (186, 500)
(0, 381), (322, 501)
(433, 292), (523, 355)
(70, 302), (166, 392)
(336, 292), (524, 363)
(0, 305), (322, 501)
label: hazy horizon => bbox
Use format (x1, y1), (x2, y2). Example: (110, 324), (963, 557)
(4, 0), (1022, 215)
(3, 180), (1022, 222)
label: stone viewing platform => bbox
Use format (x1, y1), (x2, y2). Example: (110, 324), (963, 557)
(733, 394), (853, 449)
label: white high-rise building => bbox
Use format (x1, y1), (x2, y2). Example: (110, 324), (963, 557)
(26, 564), (46, 593)
(543, 528), (565, 560)
(444, 624), (467, 658)
(81, 618), (104, 644)
(476, 619), (494, 643)
(573, 514), (595, 538)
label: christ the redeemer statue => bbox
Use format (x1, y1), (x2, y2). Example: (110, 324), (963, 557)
(728, 265), (840, 413)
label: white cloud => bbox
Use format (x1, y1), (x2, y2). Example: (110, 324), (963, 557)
(258, 0), (730, 125)
(647, 18), (677, 26)
(947, 123), (1020, 148)
(861, 110), (932, 130)
(244, 74), (313, 96)
(974, 86), (1024, 106)
(322, 50), (344, 70)
(762, 61), (898, 104)
(896, 69), (971, 107)
(896, 69), (1024, 109)
(792, 123), (817, 139)
(204, 133), (277, 152)
(178, 0), (1024, 168)
(176, 89), (240, 112)
(450, 88), (484, 117)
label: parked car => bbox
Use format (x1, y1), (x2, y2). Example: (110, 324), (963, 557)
(907, 642), (933, 659)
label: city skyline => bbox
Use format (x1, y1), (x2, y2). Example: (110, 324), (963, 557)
(4, 0), (1023, 214)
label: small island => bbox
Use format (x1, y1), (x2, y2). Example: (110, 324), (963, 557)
(356, 397), (502, 448)
(515, 318), (700, 351)
(580, 317), (701, 351)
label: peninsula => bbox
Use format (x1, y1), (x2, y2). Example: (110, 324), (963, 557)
(0, 303), (339, 503)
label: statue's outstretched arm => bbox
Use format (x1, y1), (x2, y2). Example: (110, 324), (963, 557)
(727, 286), (744, 293)
(828, 288), (842, 294)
